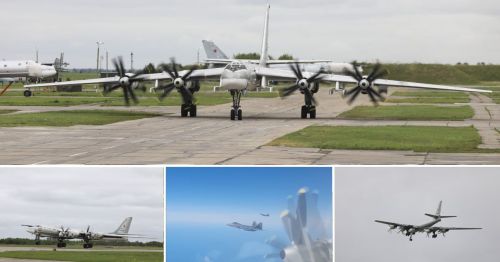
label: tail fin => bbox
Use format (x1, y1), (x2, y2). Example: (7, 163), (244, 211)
(425, 201), (457, 219)
(112, 217), (132, 234)
(259, 4), (270, 67)
(202, 40), (228, 59)
(256, 222), (263, 230)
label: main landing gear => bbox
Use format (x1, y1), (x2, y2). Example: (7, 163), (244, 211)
(180, 83), (200, 118)
(181, 103), (197, 117)
(56, 241), (67, 248)
(23, 89), (33, 97)
(230, 90), (243, 121)
(300, 83), (318, 119)
(83, 242), (94, 249)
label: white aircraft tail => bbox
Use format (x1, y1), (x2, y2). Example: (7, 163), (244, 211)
(202, 40), (229, 59)
(259, 4), (270, 67)
(112, 217), (132, 234)
(425, 201), (457, 219)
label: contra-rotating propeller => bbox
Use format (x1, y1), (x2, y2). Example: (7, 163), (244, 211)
(157, 58), (197, 104)
(104, 56), (145, 106)
(343, 61), (388, 105)
(279, 62), (324, 105)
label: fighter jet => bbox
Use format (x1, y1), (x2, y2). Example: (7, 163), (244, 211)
(260, 213), (270, 217)
(227, 221), (263, 232)
(22, 217), (140, 248)
(375, 201), (482, 241)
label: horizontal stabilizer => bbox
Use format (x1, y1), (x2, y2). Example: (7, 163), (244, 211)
(425, 213), (457, 219)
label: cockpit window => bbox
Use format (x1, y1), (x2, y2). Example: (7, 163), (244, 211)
(225, 62), (246, 72)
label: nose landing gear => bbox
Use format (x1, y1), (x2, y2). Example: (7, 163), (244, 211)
(230, 90), (243, 121)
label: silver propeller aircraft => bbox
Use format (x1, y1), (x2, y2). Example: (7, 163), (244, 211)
(22, 217), (138, 248)
(266, 187), (332, 262)
(227, 221), (263, 232)
(375, 201), (482, 241)
(24, 5), (491, 120)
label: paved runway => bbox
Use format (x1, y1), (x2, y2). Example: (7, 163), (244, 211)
(0, 89), (498, 165)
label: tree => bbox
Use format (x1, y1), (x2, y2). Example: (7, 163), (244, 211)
(233, 53), (261, 60)
(278, 54), (294, 60)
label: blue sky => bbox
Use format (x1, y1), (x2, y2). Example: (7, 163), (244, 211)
(166, 166), (332, 262)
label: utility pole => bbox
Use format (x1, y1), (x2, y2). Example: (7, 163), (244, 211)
(35, 49), (39, 63)
(106, 51), (109, 73)
(130, 52), (134, 72)
(96, 41), (104, 75)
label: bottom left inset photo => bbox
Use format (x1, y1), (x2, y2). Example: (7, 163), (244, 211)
(0, 166), (164, 262)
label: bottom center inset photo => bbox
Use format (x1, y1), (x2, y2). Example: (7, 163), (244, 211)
(165, 166), (333, 262)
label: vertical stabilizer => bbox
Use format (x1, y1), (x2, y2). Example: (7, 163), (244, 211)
(202, 40), (229, 59)
(259, 4), (270, 67)
(113, 217), (132, 234)
(435, 201), (442, 217)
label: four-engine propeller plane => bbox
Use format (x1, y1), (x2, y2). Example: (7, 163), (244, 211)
(375, 201), (482, 241)
(23, 5), (491, 120)
(22, 217), (140, 248)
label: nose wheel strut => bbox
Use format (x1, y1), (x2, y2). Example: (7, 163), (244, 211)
(230, 90), (243, 120)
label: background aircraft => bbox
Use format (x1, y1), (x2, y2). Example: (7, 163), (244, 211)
(227, 221), (263, 231)
(24, 5), (491, 120)
(22, 217), (139, 248)
(375, 201), (482, 241)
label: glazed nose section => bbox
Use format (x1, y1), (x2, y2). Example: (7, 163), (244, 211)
(220, 78), (248, 90)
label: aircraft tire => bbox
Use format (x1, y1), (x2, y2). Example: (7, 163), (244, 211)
(237, 109), (242, 120)
(230, 109), (236, 120)
(301, 106), (307, 119)
(309, 107), (316, 119)
(190, 105), (197, 117)
(181, 105), (188, 117)
(23, 90), (32, 97)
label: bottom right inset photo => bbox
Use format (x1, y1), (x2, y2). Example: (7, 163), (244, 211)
(335, 166), (500, 262)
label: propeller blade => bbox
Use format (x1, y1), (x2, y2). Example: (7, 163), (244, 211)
(104, 83), (121, 94)
(118, 56), (126, 77)
(344, 86), (360, 96)
(178, 87), (193, 104)
(306, 70), (323, 83)
(347, 88), (361, 104)
(170, 58), (179, 78)
(370, 87), (385, 100)
(343, 69), (361, 82)
(352, 61), (363, 80)
(304, 88), (317, 106)
(123, 86), (130, 106)
(159, 83), (176, 100)
(367, 89), (378, 105)
(112, 58), (122, 77)
(130, 70), (145, 80)
(181, 67), (197, 81)
(127, 86), (139, 104)
(160, 64), (176, 80)
(280, 84), (299, 97)
(367, 62), (382, 81)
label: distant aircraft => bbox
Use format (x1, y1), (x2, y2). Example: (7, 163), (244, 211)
(375, 201), (482, 241)
(22, 217), (140, 248)
(0, 60), (57, 96)
(260, 213), (270, 217)
(24, 5), (491, 120)
(265, 187), (332, 262)
(227, 221), (263, 231)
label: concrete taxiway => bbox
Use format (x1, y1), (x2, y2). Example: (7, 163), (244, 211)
(0, 89), (498, 164)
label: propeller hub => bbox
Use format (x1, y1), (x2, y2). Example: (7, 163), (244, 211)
(297, 79), (308, 89)
(359, 78), (370, 89)
(119, 76), (130, 86)
(174, 78), (184, 88)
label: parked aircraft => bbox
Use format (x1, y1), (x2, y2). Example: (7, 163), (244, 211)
(24, 5), (491, 120)
(22, 217), (138, 248)
(375, 201), (482, 241)
(227, 221), (263, 231)
(0, 60), (57, 96)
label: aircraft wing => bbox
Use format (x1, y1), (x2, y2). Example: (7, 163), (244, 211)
(255, 67), (492, 93)
(429, 226), (482, 231)
(24, 77), (120, 88)
(374, 220), (410, 228)
(266, 59), (332, 64)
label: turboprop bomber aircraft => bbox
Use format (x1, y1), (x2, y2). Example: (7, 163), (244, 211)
(22, 217), (140, 248)
(24, 5), (491, 120)
(375, 201), (482, 241)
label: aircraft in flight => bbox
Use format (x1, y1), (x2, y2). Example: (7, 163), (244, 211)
(24, 5), (491, 120)
(375, 201), (482, 241)
(22, 217), (139, 248)
(265, 187), (332, 262)
(260, 213), (270, 217)
(227, 221), (263, 231)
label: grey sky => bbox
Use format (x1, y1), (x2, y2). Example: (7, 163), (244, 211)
(1, 0), (499, 68)
(335, 166), (500, 262)
(0, 166), (164, 242)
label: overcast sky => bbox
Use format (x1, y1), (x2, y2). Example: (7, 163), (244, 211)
(0, 166), (164, 242)
(1, 0), (499, 68)
(335, 166), (500, 262)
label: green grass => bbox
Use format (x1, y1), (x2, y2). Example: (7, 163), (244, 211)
(385, 97), (470, 104)
(390, 91), (469, 98)
(0, 96), (121, 106)
(0, 109), (16, 114)
(337, 105), (474, 120)
(0, 251), (162, 262)
(0, 110), (160, 127)
(268, 125), (484, 152)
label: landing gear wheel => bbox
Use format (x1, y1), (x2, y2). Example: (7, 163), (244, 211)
(189, 105), (197, 117)
(62, 243), (66, 248)
(23, 90), (32, 97)
(230, 109), (236, 120)
(180, 104), (188, 117)
(301, 106), (307, 119)
(237, 109), (242, 120)
(309, 106), (316, 119)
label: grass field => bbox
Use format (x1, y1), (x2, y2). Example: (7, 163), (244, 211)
(268, 125), (485, 152)
(0, 96), (121, 106)
(0, 109), (16, 114)
(337, 105), (474, 120)
(0, 110), (160, 127)
(0, 251), (162, 262)
(386, 90), (470, 104)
